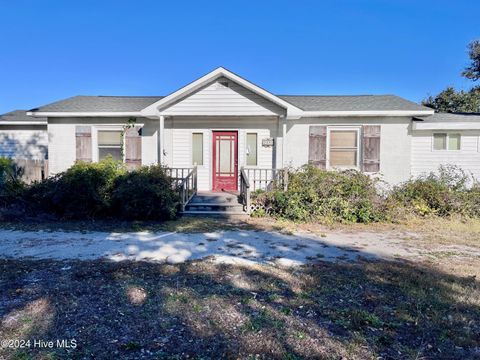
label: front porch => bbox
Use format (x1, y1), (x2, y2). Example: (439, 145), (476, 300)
(167, 166), (288, 216)
(144, 68), (292, 215)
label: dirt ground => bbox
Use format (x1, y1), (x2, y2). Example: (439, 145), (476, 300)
(1, 217), (479, 266)
(0, 228), (430, 266)
(0, 217), (479, 359)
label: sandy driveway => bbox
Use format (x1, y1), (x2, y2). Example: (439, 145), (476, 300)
(0, 228), (427, 266)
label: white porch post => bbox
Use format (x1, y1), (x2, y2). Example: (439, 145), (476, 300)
(281, 116), (287, 168)
(159, 115), (165, 165)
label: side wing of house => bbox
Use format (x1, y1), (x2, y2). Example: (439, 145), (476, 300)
(0, 125), (48, 160)
(411, 114), (480, 182)
(0, 111), (48, 160)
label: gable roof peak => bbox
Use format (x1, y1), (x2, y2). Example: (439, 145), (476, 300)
(140, 67), (302, 116)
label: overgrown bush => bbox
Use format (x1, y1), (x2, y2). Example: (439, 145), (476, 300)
(3, 157), (479, 224)
(9, 159), (180, 221)
(252, 165), (388, 223)
(26, 157), (125, 219)
(111, 165), (179, 220)
(390, 165), (480, 217)
(252, 164), (480, 223)
(0, 157), (25, 207)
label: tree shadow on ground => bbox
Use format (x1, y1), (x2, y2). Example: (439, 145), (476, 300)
(0, 255), (479, 359)
(0, 221), (419, 265)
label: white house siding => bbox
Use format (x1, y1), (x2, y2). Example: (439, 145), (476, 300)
(140, 119), (158, 166)
(166, 117), (278, 191)
(411, 130), (480, 181)
(160, 78), (284, 116)
(285, 117), (412, 185)
(0, 125), (48, 160)
(47, 117), (158, 175)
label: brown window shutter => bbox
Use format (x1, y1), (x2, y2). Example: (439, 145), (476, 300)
(75, 126), (92, 162)
(362, 125), (381, 172)
(308, 126), (327, 169)
(125, 126), (142, 170)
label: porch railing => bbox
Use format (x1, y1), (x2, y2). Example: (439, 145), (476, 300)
(168, 166), (198, 211)
(243, 168), (288, 192)
(166, 167), (194, 186)
(239, 168), (251, 214)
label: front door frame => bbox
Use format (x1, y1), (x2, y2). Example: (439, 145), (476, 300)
(212, 130), (238, 191)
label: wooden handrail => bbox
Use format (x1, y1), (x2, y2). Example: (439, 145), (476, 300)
(168, 166), (198, 211)
(243, 168), (288, 192)
(239, 167), (251, 214)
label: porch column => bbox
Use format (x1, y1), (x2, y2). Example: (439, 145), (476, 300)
(159, 115), (165, 164)
(281, 116), (287, 168)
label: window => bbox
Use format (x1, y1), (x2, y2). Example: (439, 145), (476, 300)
(433, 133), (461, 150)
(448, 134), (461, 150)
(98, 130), (122, 161)
(192, 133), (203, 165)
(328, 129), (359, 168)
(246, 133), (257, 166)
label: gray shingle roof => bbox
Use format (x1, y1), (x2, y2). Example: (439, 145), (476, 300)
(30, 96), (164, 112)
(278, 95), (428, 111)
(415, 112), (480, 122)
(30, 94), (428, 113)
(0, 110), (46, 124)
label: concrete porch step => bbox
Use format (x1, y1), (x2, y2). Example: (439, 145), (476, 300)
(185, 203), (244, 212)
(189, 193), (239, 204)
(181, 191), (248, 218)
(181, 210), (249, 219)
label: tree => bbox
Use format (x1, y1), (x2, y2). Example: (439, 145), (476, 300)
(423, 40), (480, 113)
(423, 86), (480, 113)
(462, 40), (480, 81)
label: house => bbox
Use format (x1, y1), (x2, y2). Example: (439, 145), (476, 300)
(3, 66), (475, 209)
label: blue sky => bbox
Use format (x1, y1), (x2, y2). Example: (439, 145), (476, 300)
(0, 0), (478, 113)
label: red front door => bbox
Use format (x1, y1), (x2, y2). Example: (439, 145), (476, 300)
(212, 131), (238, 191)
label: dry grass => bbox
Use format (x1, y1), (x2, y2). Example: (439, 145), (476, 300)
(0, 216), (256, 234)
(247, 216), (480, 249)
(0, 257), (478, 360)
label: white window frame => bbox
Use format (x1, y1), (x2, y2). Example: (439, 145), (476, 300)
(190, 131), (205, 167)
(432, 132), (461, 151)
(245, 132), (258, 168)
(326, 126), (361, 170)
(93, 126), (124, 163)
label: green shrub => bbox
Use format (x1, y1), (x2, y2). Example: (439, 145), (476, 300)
(389, 165), (478, 217)
(111, 165), (179, 220)
(26, 157), (125, 219)
(252, 165), (387, 223)
(252, 164), (480, 223)
(0, 157), (25, 207)
(463, 185), (480, 217)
